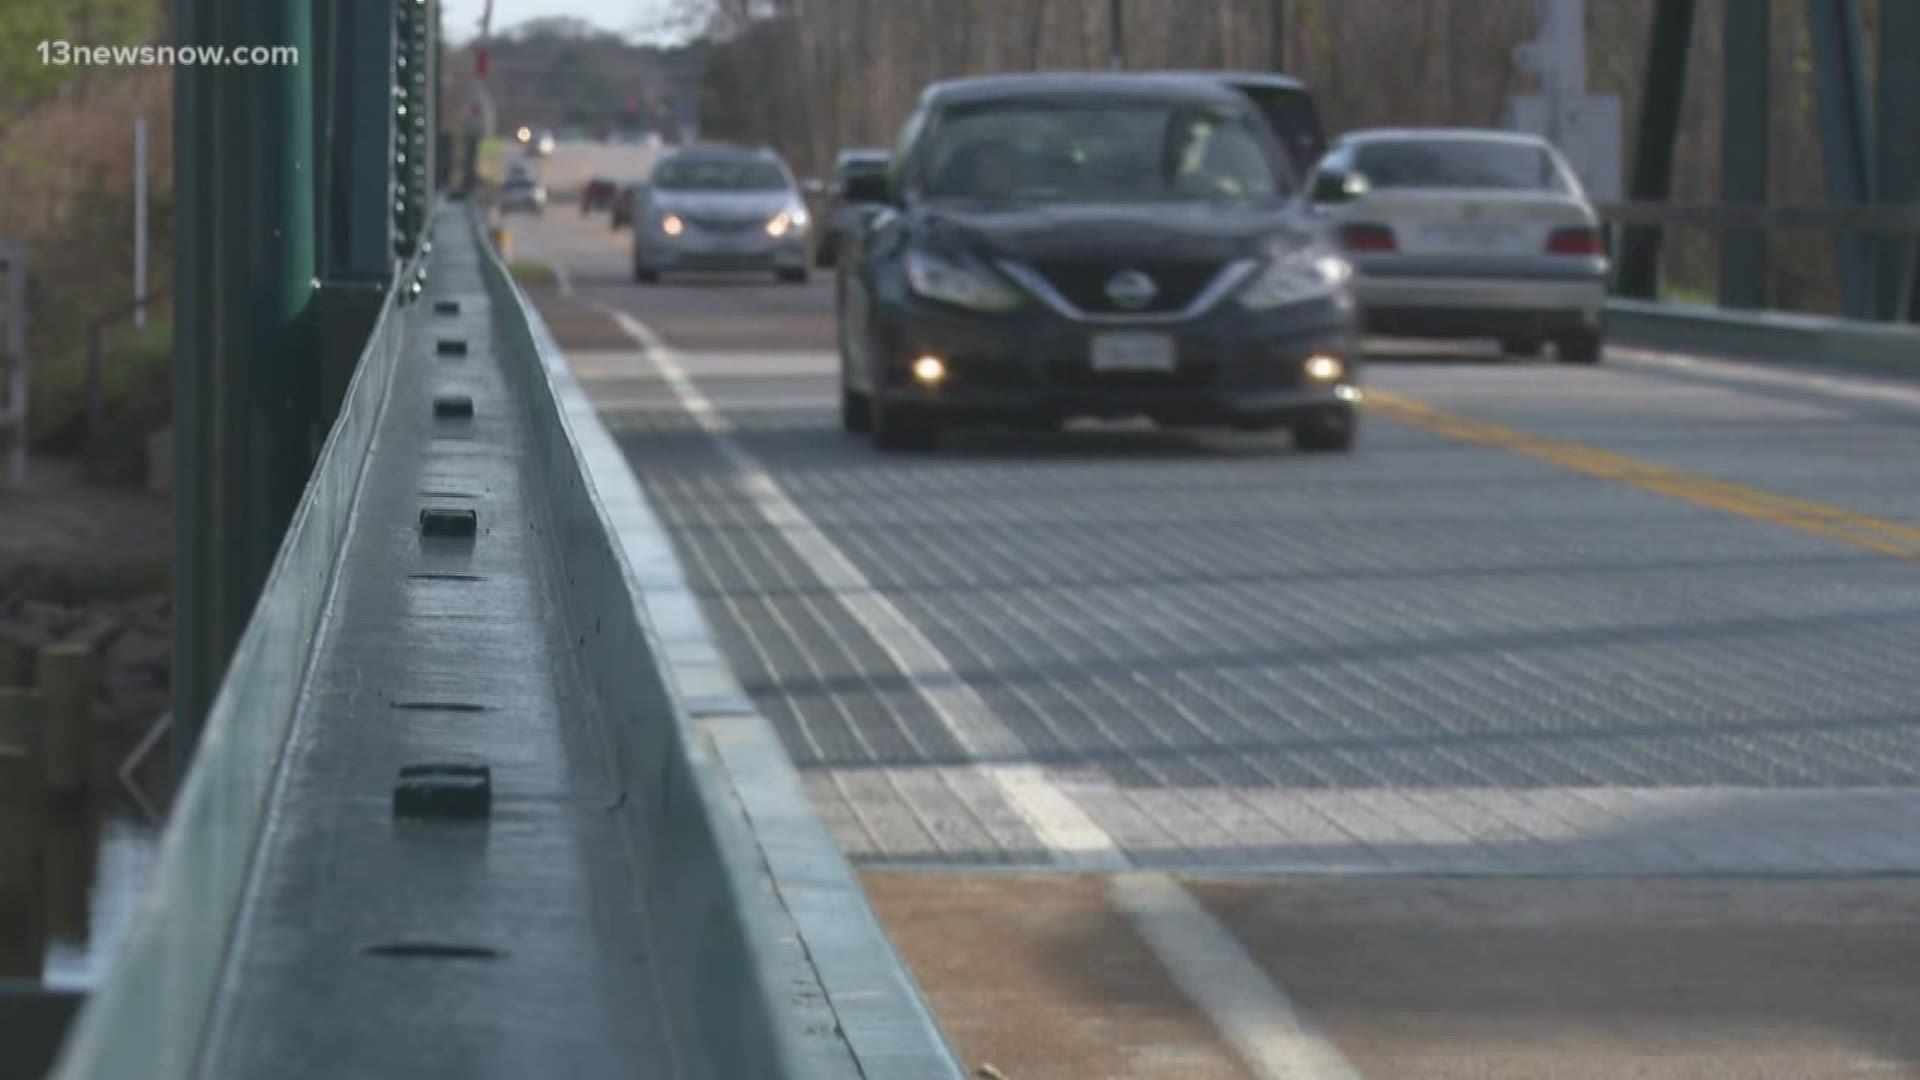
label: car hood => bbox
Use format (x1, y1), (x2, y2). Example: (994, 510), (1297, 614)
(912, 200), (1318, 264)
(651, 190), (795, 218)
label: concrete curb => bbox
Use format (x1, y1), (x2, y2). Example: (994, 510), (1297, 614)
(1609, 299), (1920, 377)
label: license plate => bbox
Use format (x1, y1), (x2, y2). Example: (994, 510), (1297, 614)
(1418, 223), (1516, 251)
(1090, 332), (1177, 372)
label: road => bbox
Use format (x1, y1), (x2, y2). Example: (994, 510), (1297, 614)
(509, 206), (1920, 1079)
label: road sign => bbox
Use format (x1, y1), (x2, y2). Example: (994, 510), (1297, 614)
(1506, 93), (1623, 201)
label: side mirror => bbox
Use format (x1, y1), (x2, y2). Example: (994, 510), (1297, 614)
(1310, 168), (1367, 204)
(841, 172), (894, 206)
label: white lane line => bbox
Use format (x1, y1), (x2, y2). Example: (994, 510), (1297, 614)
(587, 301), (1364, 1079)
(600, 304), (1125, 869)
(1112, 874), (1364, 1080)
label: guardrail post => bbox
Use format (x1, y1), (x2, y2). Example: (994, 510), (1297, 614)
(172, 0), (321, 774)
(1874, 0), (1920, 323)
(1719, 0), (1769, 310)
(1805, 0), (1874, 319)
(1616, 0), (1694, 300)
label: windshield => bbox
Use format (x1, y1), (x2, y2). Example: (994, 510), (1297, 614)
(1353, 137), (1572, 192)
(919, 101), (1284, 203)
(652, 157), (789, 192)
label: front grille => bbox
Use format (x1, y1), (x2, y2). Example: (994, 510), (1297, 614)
(1046, 359), (1218, 392)
(1028, 259), (1226, 315)
(686, 214), (763, 234)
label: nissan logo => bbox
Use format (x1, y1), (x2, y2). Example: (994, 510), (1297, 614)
(1105, 270), (1158, 310)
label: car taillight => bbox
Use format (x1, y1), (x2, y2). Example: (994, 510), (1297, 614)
(1546, 227), (1605, 256)
(1339, 223), (1397, 252)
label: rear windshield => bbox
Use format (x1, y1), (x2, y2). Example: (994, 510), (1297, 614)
(1234, 86), (1323, 172)
(653, 157), (789, 192)
(836, 156), (889, 179)
(1353, 138), (1572, 193)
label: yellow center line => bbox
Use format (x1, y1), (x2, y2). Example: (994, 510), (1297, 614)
(1365, 390), (1920, 560)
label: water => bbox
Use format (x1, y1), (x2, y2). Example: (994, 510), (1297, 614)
(0, 792), (161, 990)
(40, 811), (159, 990)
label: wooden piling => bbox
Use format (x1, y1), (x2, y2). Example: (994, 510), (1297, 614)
(35, 644), (94, 798)
(0, 688), (47, 980)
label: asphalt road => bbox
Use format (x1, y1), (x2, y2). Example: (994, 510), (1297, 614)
(511, 205), (1920, 1080)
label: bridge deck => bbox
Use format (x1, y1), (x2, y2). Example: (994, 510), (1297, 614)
(196, 219), (674, 1077)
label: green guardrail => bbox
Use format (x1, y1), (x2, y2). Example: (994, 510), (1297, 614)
(1608, 299), (1920, 375)
(472, 207), (965, 1080)
(51, 243), (427, 1080)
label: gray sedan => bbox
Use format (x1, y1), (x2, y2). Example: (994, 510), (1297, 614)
(1306, 128), (1609, 362)
(632, 147), (813, 284)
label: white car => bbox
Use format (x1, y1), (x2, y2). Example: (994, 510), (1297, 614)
(1306, 128), (1609, 362)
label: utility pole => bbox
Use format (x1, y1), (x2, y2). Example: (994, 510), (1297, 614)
(134, 117), (149, 328)
(1269, 0), (1287, 71)
(464, 0), (496, 192)
(1108, 0), (1125, 71)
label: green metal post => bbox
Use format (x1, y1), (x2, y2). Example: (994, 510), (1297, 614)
(311, 0), (335, 277)
(393, 0), (435, 261)
(172, 0), (320, 775)
(329, 0), (397, 280)
(1805, 0), (1873, 318)
(1718, 0), (1769, 310)
(171, 0), (214, 777)
(1616, 0), (1695, 300)
(1874, 0), (1920, 322)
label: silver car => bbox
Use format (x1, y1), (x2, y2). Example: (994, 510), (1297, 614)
(632, 146), (813, 284)
(1306, 129), (1609, 362)
(498, 174), (548, 215)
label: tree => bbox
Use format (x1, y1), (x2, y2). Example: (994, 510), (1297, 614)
(0, 0), (156, 127)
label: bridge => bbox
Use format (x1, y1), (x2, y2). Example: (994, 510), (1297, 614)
(20, 1), (1920, 1078)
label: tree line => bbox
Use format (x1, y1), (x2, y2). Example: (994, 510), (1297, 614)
(690, 0), (1870, 313)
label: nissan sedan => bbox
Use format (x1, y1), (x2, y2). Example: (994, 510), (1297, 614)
(835, 73), (1360, 452)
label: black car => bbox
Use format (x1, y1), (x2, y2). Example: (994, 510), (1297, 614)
(815, 148), (892, 267)
(1167, 71), (1329, 176)
(581, 176), (619, 214)
(835, 72), (1360, 451)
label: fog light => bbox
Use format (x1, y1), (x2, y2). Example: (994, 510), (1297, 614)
(1304, 355), (1345, 382)
(911, 356), (947, 386)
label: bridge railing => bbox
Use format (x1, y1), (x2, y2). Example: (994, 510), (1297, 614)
(1591, 201), (1920, 370)
(470, 207), (962, 1080)
(1599, 200), (1920, 324)
(50, 207), (964, 1078)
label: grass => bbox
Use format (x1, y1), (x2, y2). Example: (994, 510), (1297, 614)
(508, 260), (557, 287)
(27, 320), (172, 448)
(476, 138), (510, 185)
(1657, 283), (1716, 308)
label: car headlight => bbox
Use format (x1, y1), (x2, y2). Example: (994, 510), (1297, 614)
(767, 206), (810, 238)
(1238, 242), (1351, 311)
(660, 212), (684, 237)
(905, 248), (1024, 312)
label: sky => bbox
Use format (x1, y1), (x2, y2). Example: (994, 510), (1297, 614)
(438, 0), (676, 42)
